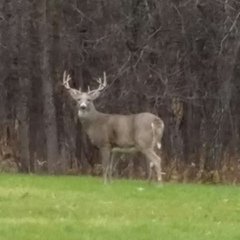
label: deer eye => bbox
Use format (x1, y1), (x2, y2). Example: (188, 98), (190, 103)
(87, 99), (91, 102)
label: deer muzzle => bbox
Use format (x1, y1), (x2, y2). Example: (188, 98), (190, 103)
(80, 103), (87, 110)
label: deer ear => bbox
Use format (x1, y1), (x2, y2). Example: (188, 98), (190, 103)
(68, 88), (82, 101)
(89, 91), (101, 100)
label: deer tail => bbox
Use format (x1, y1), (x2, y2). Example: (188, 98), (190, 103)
(151, 119), (164, 150)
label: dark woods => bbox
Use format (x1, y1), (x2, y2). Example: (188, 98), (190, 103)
(1, 0), (240, 183)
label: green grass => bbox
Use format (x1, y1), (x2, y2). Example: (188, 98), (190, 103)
(0, 174), (240, 240)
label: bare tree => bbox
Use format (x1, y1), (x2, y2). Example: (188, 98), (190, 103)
(62, 71), (165, 184)
(2, 0), (240, 183)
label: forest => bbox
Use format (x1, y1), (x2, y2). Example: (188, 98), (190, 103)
(0, 0), (240, 183)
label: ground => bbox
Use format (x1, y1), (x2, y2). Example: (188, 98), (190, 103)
(0, 173), (240, 240)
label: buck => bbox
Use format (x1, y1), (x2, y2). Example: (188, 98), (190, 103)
(62, 71), (165, 185)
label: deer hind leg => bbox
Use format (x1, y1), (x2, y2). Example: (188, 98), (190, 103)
(142, 149), (162, 184)
(147, 162), (154, 184)
(100, 148), (111, 184)
(108, 151), (117, 183)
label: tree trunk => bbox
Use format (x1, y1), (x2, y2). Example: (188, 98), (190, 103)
(15, 0), (32, 172)
(40, 0), (59, 173)
(0, 1), (6, 137)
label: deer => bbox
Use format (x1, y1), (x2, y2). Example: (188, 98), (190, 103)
(62, 71), (165, 185)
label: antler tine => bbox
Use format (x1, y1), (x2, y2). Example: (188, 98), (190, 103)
(87, 86), (91, 93)
(96, 77), (103, 88)
(103, 71), (107, 87)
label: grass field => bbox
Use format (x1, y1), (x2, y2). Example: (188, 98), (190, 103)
(0, 174), (240, 240)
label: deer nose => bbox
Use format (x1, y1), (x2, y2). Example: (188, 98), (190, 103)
(80, 103), (87, 110)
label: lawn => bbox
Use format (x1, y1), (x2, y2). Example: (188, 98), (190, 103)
(0, 174), (240, 240)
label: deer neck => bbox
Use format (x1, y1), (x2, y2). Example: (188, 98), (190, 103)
(78, 107), (106, 130)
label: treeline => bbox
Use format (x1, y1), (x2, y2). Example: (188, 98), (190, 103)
(0, 0), (240, 183)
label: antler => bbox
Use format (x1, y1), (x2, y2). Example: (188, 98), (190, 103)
(62, 71), (106, 100)
(63, 70), (82, 93)
(87, 71), (107, 95)
(62, 71), (82, 100)
(62, 71), (72, 90)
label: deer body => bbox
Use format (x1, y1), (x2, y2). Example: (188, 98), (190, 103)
(62, 72), (164, 184)
(80, 110), (163, 150)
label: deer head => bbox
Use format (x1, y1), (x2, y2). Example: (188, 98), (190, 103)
(62, 71), (107, 119)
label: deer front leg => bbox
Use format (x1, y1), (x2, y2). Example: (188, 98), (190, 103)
(100, 147), (111, 184)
